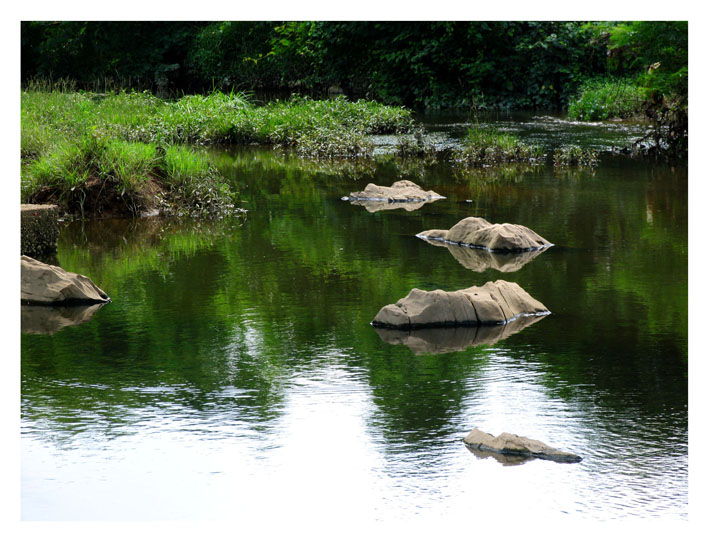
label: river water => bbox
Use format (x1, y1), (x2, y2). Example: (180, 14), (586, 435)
(20, 113), (688, 524)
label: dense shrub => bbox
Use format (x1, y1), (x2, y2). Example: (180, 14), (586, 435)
(568, 78), (647, 121)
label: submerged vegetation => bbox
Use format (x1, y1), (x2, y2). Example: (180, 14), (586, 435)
(452, 126), (543, 167)
(553, 145), (600, 168)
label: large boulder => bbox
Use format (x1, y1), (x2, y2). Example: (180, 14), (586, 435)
(417, 216), (551, 252)
(374, 314), (547, 354)
(371, 280), (548, 329)
(343, 180), (444, 207)
(21, 255), (110, 305)
(464, 428), (582, 463)
(419, 236), (549, 272)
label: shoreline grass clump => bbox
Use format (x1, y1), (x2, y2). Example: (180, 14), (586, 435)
(553, 145), (599, 168)
(568, 78), (647, 121)
(22, 132), (238, 218)
(452, 125), (543, 167)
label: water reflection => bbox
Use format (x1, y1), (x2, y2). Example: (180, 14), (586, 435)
(21, 116), (687, 521)
(418, 237), (550, 272)
(21, 303), (107, 335)
(347, 199), (430, 213)
(374, 315), (547, 354)
(465, 445), (534, 466)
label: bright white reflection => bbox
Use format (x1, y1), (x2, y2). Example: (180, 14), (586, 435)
(21, 347), (686, 522)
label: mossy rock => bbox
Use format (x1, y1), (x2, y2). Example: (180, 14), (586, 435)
(21, 204), (59, 257)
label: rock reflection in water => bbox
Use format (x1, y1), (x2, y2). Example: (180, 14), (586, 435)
(346, 199), (429, 213)
(21, 303), (106, 335)
(418, 237), (549, 272)
(374, 314), (547, 355)
(465, 444), (533, 466)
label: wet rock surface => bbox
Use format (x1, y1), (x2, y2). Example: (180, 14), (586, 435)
(464, 428), (582, 463)
(371, 280), (548, 329)
(21, 255), (111, 305)
(418, 216), (552, 252)
(343, 180), (444, 208)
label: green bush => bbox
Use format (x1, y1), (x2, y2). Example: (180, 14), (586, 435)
(568, 78), (647, 121)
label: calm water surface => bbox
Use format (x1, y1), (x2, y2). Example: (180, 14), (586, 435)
(21, 113), (688, 522)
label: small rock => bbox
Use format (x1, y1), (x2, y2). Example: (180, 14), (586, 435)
(463, 428), (582, 463)
(345, 180), (445, 204)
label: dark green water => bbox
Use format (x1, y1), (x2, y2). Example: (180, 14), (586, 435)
(21, 114), (688, 521)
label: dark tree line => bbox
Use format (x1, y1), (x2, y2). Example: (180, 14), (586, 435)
(21, 21), (686, 113)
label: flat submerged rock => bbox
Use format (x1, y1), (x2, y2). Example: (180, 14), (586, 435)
(371, 280), (548, 329)
(464, 428), (582, 463)
(418, 216), (552, 253)
(343, 180), (445, 207)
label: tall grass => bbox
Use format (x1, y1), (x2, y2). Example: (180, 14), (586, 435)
(22, 88), (415, 215)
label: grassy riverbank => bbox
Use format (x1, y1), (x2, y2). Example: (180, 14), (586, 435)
(21, 87), (415, 217)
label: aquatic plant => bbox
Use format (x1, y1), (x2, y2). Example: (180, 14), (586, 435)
(553, 145), (599, 168)
(452, 125), (543, 167)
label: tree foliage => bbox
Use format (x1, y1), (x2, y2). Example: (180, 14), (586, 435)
(21, 21), (686, 117)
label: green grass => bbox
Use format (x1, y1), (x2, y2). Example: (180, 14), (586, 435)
(568, 78), (648, 121)
(21, 88), (415, 216)
(452, 125), (543, 166)
(553, 145), (599, 168)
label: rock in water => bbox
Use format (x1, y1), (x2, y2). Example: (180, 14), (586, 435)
(371, 280), (548, 329)
(417, 216), (551, 252)
(21, 255), (110, 305)
(463, 428), (582, 463)
(344, 180), (444, 203)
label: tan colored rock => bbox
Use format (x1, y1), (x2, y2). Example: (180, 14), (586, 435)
(464, 428), (581, 463)
(371, 280), (548, 329)
(21, 255), (110, 305)
(418, 216), (551, 252)
(344, 180), (444, 205)
(419, 237), (548, 272)
(374, 314), (547, 354)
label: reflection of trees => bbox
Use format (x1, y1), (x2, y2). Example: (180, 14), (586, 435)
(22, 149), (687, 450)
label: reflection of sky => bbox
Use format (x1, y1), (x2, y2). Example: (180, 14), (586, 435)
(22, 346), (686, 521)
